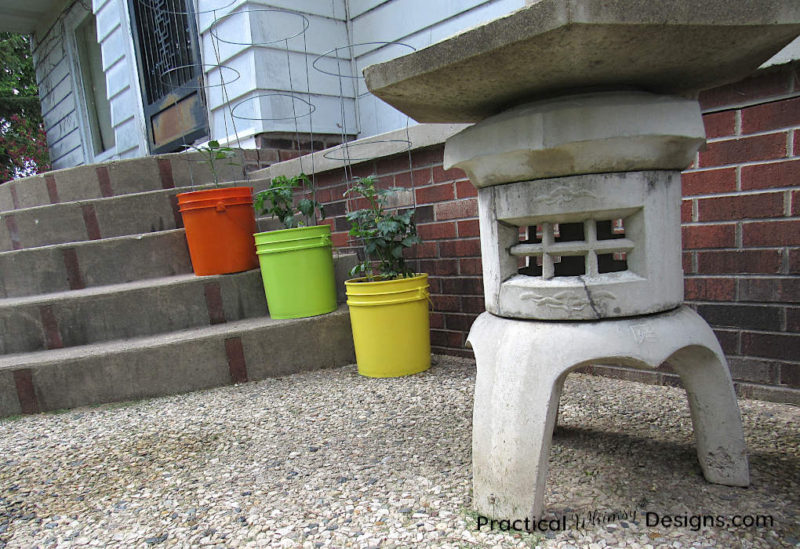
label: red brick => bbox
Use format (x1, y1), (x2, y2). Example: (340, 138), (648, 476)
(445, 313), (478, 331)
(741, 332), (800, 361)
(681, 168), (737, 196)
(411, 147), (444, 169)
(696, 250), (782, 274)
(697, 193), (784, 222)
(683, 252), (694, 274)
(418, 222), (457, 240)
(461, 296), (486, 313)
(702, 110), (736, 139)
(699, 69), (791, 110)
(787, 307), (800, 332)
(456, 180), (478, 198)
(793, 190), (800, 216)
(432, 330), (464, 349)
(796, 129), (800, 156)
(713, 329), (740, 356)
(429, 312), (444, 329)
(741, 96), (800, 135)
(681, 199), (693, 223)
(376, 155), (414, 175)
(432, 295), (461, 312)
(278, 150), (300, 161)
(415, 183), (455, 204)
(684, 277), (736, 301)
(394, 168), (432, 188)
(433, 165), (467, 183)
(409, 242), (437, 258)
(440, 277), (483, 295)
(699, 133), (787, 167)
(789, 248), (800, 273)
(741, 160), (800, 191)
(435, 199), (478, 221)
(439, 239), (481, 257)
(739, 277), (800, 303)
(682, 224), (736, 249)
(460, 257), (483, 275)
(331, 231), (349, 248)
(743, 220), (800, 247)
(698, 303), (783, 331)
(781, 363), (800, 388)
(418, 259), (458, 276)
(458, 219), (480, 238)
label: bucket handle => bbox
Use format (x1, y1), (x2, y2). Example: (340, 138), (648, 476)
(350, 288), (432, 307)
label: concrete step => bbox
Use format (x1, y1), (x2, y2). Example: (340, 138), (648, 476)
(0, 253), (357, 355)
(0, 305), (355, 417)
(0, 216), (286, 299)
(0, 230), (192, 298)
(0, 180), (272, 252)
(0, 151), (254, 211)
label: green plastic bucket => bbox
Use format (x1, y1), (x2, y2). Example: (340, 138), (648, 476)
(254, 225), (337, 319)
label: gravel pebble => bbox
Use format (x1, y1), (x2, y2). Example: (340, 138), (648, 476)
(0, 355), (798, 548)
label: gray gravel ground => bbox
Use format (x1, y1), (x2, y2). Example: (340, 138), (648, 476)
(0, 355), (798, 548)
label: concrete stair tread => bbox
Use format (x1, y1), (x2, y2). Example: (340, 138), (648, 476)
(0, 305), (355, 416)
(0, 307), (347, 371)
(0, 272), (220, 308)
(0, 180), (270, 253)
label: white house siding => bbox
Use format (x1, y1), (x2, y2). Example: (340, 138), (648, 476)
(350, 0), (525, 138)
(32, 3), (84, 170)
(197, 0), (356, 146)
(31, 0), (146, 171)
(93, 0), (148, 159)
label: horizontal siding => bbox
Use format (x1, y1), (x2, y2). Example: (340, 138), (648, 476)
(45, 109), (80, 144)
(97, 0), (147, 161)
(34, 16), (84, 169)
(200, 1), (353, 142)
(348, 0), (390, 18)
(351, 0), (525, 137)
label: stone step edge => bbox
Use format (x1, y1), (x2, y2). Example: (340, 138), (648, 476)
(1, 252), (355, 306)
(0, 150), (261, 212)
(0, 306), (355, 417)
(0, 178), (266, 217)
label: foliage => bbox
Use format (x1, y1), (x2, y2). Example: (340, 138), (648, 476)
(0, 33), (49, 182)
(191, 140), (237, 186)
(344, 176), (421, 280)
(254, 173), (324, 229)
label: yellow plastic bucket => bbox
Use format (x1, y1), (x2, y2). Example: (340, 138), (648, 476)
(345, 273), (431, 377)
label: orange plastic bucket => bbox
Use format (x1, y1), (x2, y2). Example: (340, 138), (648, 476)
(177, 187), (258, 276)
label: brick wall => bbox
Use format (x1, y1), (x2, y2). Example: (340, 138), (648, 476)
(307, 62), (799, 403)
(681, 62), (800, 401)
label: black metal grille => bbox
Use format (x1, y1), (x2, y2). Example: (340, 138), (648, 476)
(131, 0), (198, 104)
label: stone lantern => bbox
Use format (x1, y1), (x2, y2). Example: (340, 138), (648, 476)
(364, 0), (800, 523)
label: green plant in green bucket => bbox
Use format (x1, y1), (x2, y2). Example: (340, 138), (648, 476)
(254, 172), (324, 228)
(343, 175), (430, 378)
(252, 172), (337, 320)
(344, 176), (421, 280)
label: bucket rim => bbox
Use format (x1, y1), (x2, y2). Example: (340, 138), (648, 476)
(254, 224), (330, 240)
(177, 186), (254, 203)
(344, 273), (428, 287)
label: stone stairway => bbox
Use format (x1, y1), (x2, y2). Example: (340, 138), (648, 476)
(0, 152), (356, 417)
